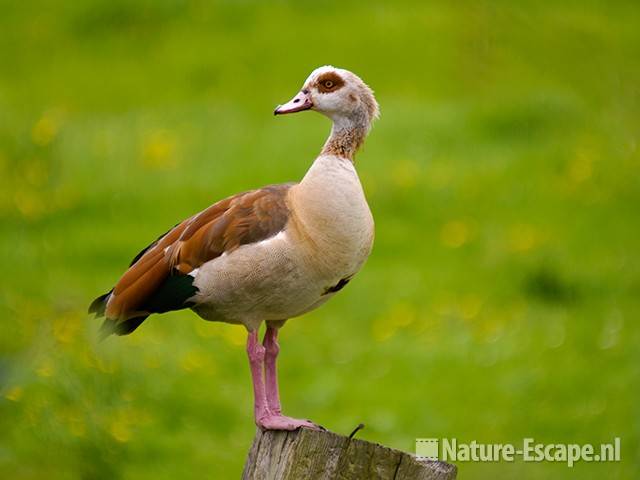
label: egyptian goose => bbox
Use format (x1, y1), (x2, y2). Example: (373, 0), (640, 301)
(90, 66), (379, 430)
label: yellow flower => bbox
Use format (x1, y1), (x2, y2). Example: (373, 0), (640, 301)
(567, 150), (593, 184)
(222, 326), (246, 347)
(180, 349), (208, 372)
(4, 386), (23, 402)
(109, 417), (132, 443)
(508, 224), (541, 253)
(32, 112), (60, 146)
(391, 159), (420, 189)
(69, 417), (86, 437)
(36, 360), (55, 378)
(141, 130), (178, 170)
(460, 294), (483, 321)
(440, 220), (470, 248)
(53, 313), (81, 344)
(14, 190), (45, 219)
(372, 303), (417, 342)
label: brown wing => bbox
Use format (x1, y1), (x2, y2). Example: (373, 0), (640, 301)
(92, 183), (293, 334)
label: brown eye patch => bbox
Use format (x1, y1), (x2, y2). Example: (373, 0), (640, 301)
(316, 72), (345, 93)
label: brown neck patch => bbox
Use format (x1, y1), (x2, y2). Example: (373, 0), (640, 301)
(316, 72), (345, 93)
(321, 124), (368, 162)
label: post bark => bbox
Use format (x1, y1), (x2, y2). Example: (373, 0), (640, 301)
(242, 428), (457, 480)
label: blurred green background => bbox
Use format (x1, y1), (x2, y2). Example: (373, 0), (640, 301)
(1, 0), (638, 478)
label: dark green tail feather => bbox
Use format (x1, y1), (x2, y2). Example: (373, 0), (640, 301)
(99, 316), (149, 340)
(89, 290), (111, 317)
(90, 274), (198, 340)
(143, 274), (198, 313)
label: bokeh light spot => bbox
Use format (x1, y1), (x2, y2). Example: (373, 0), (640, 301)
(440, 220), (471, 248)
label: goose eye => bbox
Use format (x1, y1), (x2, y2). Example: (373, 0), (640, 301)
(323, 80), (334, 89)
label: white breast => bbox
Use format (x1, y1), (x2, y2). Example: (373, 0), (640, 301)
(288, 155), (375, 280)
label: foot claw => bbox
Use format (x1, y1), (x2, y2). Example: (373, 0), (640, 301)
(305, 419), (327, 431)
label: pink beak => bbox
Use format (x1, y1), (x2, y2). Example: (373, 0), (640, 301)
(274, 90), (313, 115)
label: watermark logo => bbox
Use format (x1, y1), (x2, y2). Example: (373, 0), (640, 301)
(416, 438), (620, 467)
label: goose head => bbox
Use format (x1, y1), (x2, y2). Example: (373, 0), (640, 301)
(274, 66), (379, 128)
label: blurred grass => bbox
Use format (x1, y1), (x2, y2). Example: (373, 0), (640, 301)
(0, 0), (639, 478)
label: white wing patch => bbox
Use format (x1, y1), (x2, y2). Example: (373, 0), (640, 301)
(255, 230), (287, 247)
(188, 268), (200, 278)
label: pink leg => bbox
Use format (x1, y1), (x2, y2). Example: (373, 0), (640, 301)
(246, 330), (269, 423)
(246, 327), (321, 431)
(263, 326), (283, 415)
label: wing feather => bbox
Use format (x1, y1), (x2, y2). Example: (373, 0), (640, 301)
(91, 183), (293, 335)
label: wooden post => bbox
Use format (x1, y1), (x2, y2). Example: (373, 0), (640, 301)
(242, 428), (457, 480)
